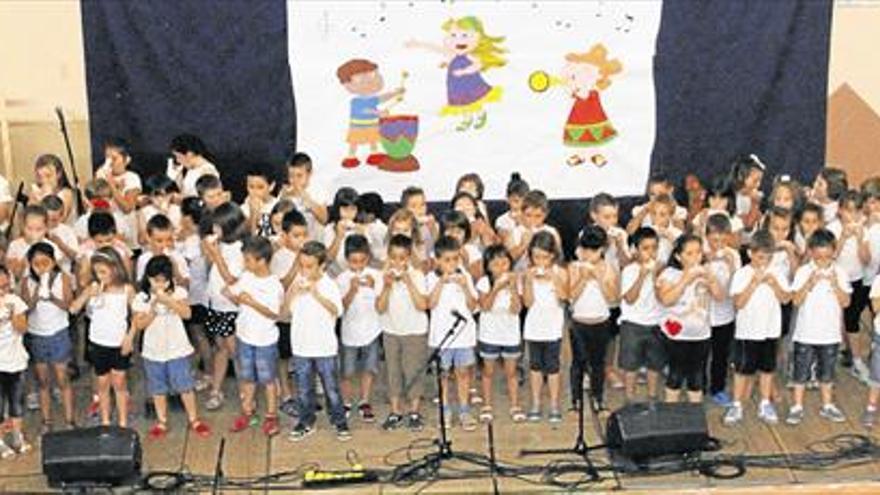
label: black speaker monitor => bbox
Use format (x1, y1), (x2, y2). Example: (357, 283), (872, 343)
(41, 426), (142, 487)
(606, 402), (710, 461)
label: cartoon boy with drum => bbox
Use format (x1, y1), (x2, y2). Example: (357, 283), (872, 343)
(336, 59), (405, 169)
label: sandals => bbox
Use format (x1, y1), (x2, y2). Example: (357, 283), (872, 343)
(190, 419), (212, 438)
(479, 406), (494, 423)
(148, 421), (168, 440)
(510, 407), (527, 423)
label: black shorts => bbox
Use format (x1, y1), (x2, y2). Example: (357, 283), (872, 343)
(89, 343), (131, 376)
(527, 339), (561, 375)
(205, 309), (237, 338)
(608, 307), (622, 337)
(277, 322), (292, 360)
(186, 304), (209, 326)
(844, 281), (869, 334)
(618, 322), (666, 372)
(0, 371), (25, 420)
(733, 338), (778, 375)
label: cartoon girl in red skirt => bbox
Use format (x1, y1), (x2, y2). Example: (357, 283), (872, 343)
(560, 44), (622, 167)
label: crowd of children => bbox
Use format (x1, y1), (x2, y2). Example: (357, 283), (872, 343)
(1, 138), (879, 456)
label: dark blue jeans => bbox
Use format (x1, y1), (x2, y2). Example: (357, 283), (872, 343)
(292, 355), (347, 428)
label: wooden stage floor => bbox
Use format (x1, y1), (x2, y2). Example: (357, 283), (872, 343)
(2, 354), (880, 493)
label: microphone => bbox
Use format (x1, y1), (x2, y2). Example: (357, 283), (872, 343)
(451, 309), (467, 324)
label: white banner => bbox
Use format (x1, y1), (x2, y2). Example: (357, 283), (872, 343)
(289, 0), (661, 200)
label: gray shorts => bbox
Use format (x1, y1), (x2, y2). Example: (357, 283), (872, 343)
(341, 337), (381, 377)
(618, 322), (666, 372)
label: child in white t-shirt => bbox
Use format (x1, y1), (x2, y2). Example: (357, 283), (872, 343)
(286, 241), (350, 442)
(656, 234), (724, 404)
(567, 226), (619, 413)
(202, 202), (247, 411)
(336, 234), (383, 422)
(19, 242), (75, 431)
(786, 228), (852, 425)
(376, 234), (429, 432)
(323, 187), (361, 276)
(241, 165), (278, 237)
(0, 265), (32, 458)
(132, 255), (211, 440)
(177, 198), (212, 391)
(440, 210), (483, 281)
(861, 275), (880, 428)
(225, 237), (283, 437)
(96, 137), (142, 247)
(649, 195), (684, 264)
(5, 205), (61, 280)
(618, 227), (665, 402)
(270, 209), (308, 417)
(522, 231), (568, 423)
(828, 191), (870, 381)
(704, 214), (741, 407)
(42, 195), (79, 273)
(476, 245), (523, 423)
(426, 236), (479, 431)
(138, 175), (182, 246)
(280, 153), (329, 241)
(724, 231), (790, 426)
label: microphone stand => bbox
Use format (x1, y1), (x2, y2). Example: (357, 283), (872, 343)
(486, 420), (500, 495)
(5, 182), (24, 239)
(54, 106), (86, 216)
(519, 385), (600, 481)
(211, 437), (226, 495)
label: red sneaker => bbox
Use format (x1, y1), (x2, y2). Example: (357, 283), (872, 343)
(366, 153), (387, 166)
(261, 416), (280, 437)
(87, 397), (100, 419)
(341, 157), (360, 169)
(190, 420), (212, 438)
(148, 422), (168, 440)
(230, 414), (253, 433)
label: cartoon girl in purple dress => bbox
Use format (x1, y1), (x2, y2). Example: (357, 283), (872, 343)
(406, 16), (506, 131)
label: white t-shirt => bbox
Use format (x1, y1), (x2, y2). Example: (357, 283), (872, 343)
(74, 210), (129, 243)
(658, 268), (711, 341)
(95, 166), (142, 246)
(50, 223), (79, 272)
(476, 276), (520, 346)
(706, 248), (740, 326)
(507, 224), (561, 272)
(336, 267), (384, 347)
(287, 184), (329, 241)
(523, 269), (566, 342)
(322, 223), (358, 276)
(494, 211), (517, 234)
(230, 272), (283, 347)
(426, 272), (477, 349)
(87, 290), (130, 347)
(6, 237), (63, 265)
(25, 273), (68, 336)
(270, 246), (298, 281)
(730, 264), (789, 340)
(132, 287), (194, 361)
(177, 234), (208, 306)
(570, 263), (612, 322)
(365, 220), (388, 266)
(827, 219), (866, 282)
(619, 263), (662, 326)
(289, 274), (342, 357)
(654, 225), (683, 266)
(140, 204), (182, 233)
(769, 249), (794, 283)
(0, 294), (29, 372)
(207, 241), (243, 312)
(380, 268), (429, 336)
(863, 223), (880, 285)
(135, 249), (191, 283)
(791, 262), (851, 345)
(176, 160), (219, 198)
(603, 226), (629, 274)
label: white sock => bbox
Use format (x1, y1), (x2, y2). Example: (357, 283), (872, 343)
(730, 401), (742, 408)
(866, 404), (877, 412)
(790, 404), (803, 412)
(760, 399), (771, 407)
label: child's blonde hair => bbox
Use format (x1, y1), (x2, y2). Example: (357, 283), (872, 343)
(565, 43), (622, 91)
(442, 16), (507, 71)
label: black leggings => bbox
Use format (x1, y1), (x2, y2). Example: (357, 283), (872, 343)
(0, 371), (25, 420)
(663, 337), (710, 392)
(570, 320), (611, 402)
(708, 323), (734, 395)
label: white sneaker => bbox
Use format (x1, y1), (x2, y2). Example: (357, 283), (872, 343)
(819, 403), (846, 423)
(26, 392), (39, 411)
(723, 403), (743, 426)
(758, 401), (779, 424)
(851, 360), (871, 385)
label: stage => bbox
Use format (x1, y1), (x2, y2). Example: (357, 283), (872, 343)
(2, 350), (880, 493)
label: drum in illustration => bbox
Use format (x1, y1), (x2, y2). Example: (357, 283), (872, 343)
(378, 114), (420, 172)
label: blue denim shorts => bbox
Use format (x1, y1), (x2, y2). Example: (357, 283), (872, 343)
(478, 341), (521, 360)
(143, 356), (195, 396)
(341, 338), (381, 377)
(26, 330), (72, 364)
(439, 347), (476, 371)
(236, 339), (278, 384)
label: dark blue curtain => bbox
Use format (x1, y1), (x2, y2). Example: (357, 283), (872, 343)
(82, 0), (831, 254)
(81, 0), (295, 199)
